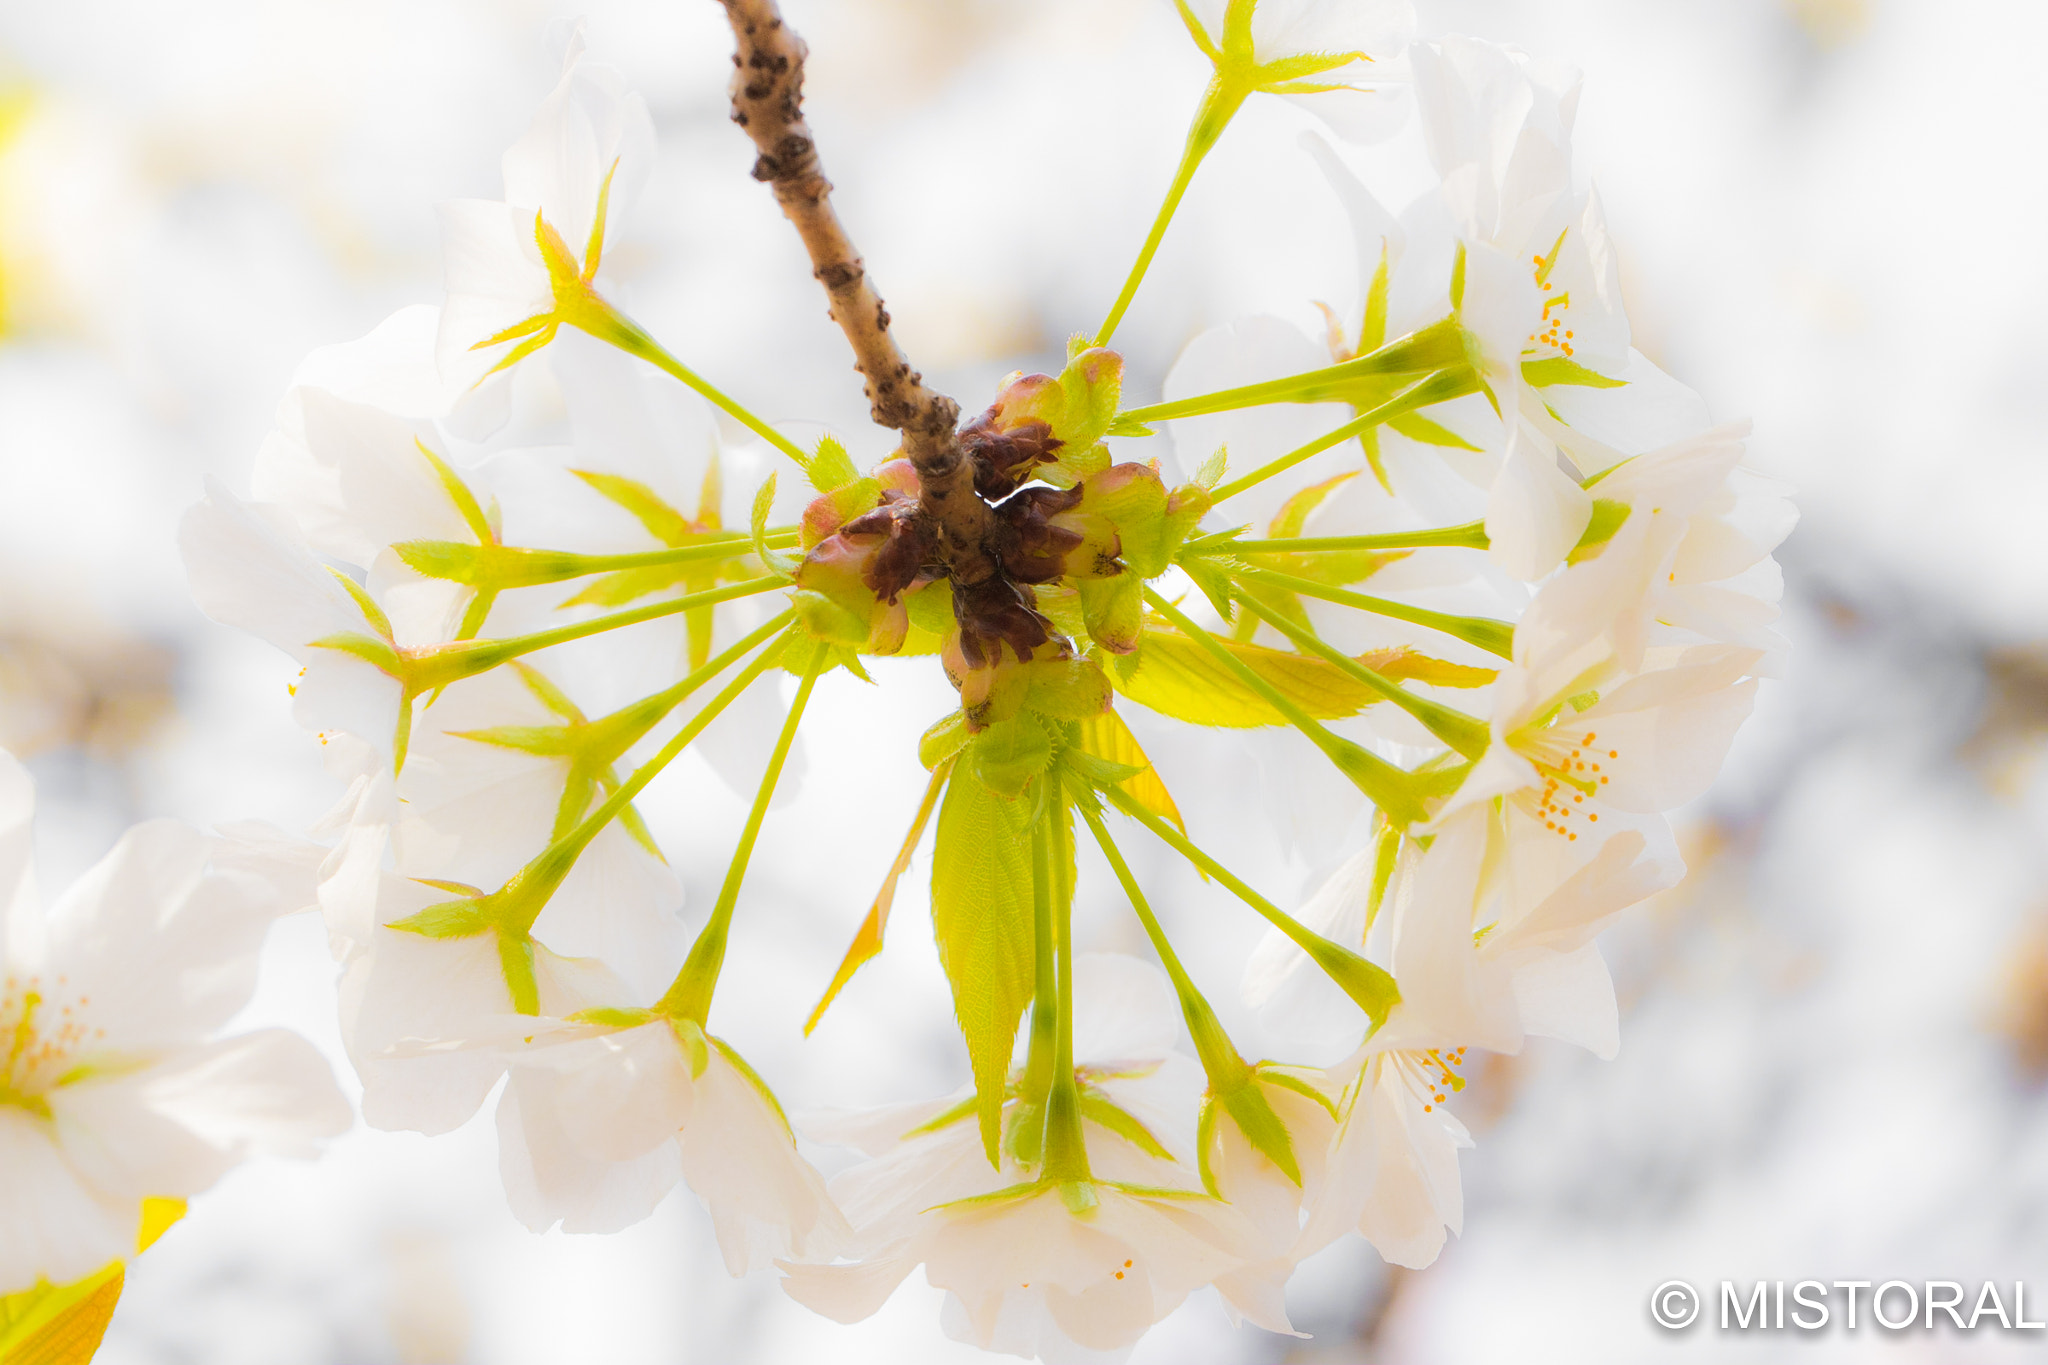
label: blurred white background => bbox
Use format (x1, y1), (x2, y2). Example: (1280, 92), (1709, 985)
(3, 0), (2046, 1361)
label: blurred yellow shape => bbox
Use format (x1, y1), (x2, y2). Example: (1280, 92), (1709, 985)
(0, 84), (32, 334)
(0, 1197), (186, 1365)
(1785, 0), (1869, 47)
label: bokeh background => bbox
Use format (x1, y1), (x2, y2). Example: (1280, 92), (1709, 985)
(3, 0), (2046, 1360)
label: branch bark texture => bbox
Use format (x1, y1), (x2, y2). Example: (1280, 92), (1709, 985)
(718, 0), (996, 585)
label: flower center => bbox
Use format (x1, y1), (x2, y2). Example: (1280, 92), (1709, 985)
(1514, 727), (1617, 842)
(1408, 1046), (1468, 1114)
(0, 973), (100, 1113)
(1525, 234), (1577, 359)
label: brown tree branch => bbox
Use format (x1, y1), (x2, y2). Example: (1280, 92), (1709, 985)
(717, 0), (996, 586)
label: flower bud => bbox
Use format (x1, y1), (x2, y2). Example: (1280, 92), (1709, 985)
(990, 485), (1122, 585)
(960, 373), (1066, 500)
(792, 494), (935, 654)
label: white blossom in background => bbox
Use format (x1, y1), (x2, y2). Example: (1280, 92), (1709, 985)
(0, 753), (349, 1294)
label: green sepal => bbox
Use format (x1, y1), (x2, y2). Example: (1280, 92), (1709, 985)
(1387, 410), (1481, 451)
(569, 1006), (657, 1029)
(1566, 498), (1630, 563)
(1079, 1090), (1175, 1162)
(499, 931), (541, 1015)
(1106, 412), (1155, 439)
(1522, 356), (1627, 389)
(1195, 1098), (1222, 1196)
(924, 1179), (1041, 1216)
(672, 1016), (711, 1077)
(1307, 938), (1399, 1027)
(903, 1092), (981, 1141)
(1252, 1063), (1340, 1121)
(1217, 1079), (1300, 1185)
(386, 898), (490, 939)
(709, 1034), (790, 1135)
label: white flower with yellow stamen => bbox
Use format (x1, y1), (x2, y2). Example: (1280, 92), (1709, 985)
(0, 753), (349, 1294)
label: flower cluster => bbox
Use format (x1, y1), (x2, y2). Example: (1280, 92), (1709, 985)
(164, 6), (1790, 1361)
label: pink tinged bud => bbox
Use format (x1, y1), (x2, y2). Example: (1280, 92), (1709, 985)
(873, 458), (921, 497)
(801, 495), (846, 547)
(1047, 508), (1122, 579)
(989, 372), (1063, 429)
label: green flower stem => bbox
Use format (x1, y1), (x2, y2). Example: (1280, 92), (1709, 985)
(1040, 804), (1092, 1185)
(412, 575), (786, 689)
(1121, 318), (1467, 425)
(564, 612), (797, 826)
(1021, 819), (1059, 1105)
(402, 532), (802, 591)
(1231, 591), (1491, 760)
(1103, 785), (1399, 1028)
(577, 304), (814, 470)
(1078, 801), (1250, 1093)
(1143, 587), (1426, 827)
(496, 617), (794, 936)
(1185, 521), (1490, 556)
(1208, 368), (1481, 505)
(1230, 564), (1515, 660)
(1094, 78), (1249, 347)
(661, 658), (825, 1024)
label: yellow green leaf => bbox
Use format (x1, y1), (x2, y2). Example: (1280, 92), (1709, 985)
(930, 764), (1039, 1163)
(1073, 710), (1185, 836)
(1111, 623), (1377, 728)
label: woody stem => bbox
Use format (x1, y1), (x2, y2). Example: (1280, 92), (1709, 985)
(716, 0), (995, 585)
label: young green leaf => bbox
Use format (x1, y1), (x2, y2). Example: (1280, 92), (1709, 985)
(930, 766), (1040, 1164)
(1110, 624), (1380, 728)
(806, 433), (861, 494)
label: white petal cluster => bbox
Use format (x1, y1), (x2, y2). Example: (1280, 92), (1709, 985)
(787, 956), (1291, 1359)
(175, 46), (823, 1278)
(0, 753), (349, 1294)
(1163, 34), (1793, 1282)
